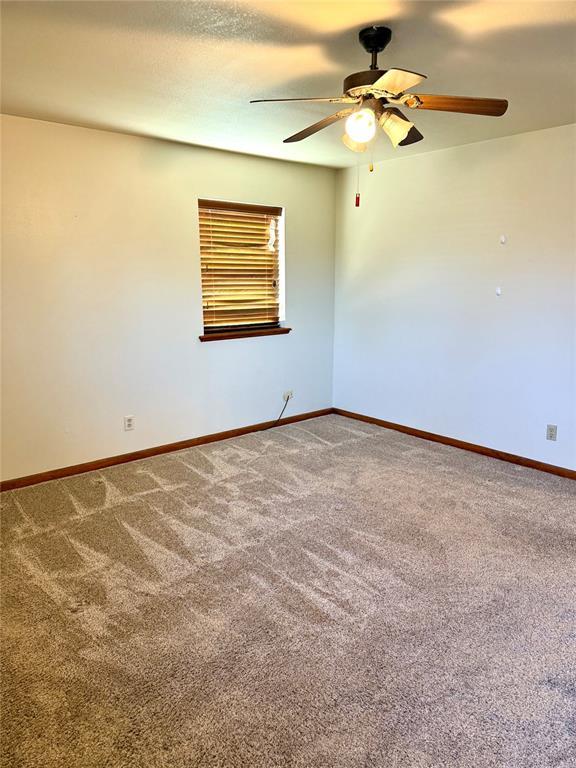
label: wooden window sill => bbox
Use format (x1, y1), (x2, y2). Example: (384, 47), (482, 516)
(199, 327), (292, 342)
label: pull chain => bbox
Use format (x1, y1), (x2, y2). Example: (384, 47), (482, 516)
(355, 157), (360, 207)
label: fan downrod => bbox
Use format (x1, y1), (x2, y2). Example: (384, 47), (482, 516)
(359, 26), (392, 70)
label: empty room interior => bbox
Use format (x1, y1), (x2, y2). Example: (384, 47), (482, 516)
(1, 1), (576, 766)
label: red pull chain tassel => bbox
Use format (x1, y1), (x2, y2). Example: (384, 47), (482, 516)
(355, 192), (360, 207)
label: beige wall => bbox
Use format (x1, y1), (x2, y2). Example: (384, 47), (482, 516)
(333, 125), (576, 469)
(1, 115), (336, 480)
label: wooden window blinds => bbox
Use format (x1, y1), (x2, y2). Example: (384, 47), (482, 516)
(198, 199), (283, 333)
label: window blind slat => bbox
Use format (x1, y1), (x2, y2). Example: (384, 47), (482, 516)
(199, 199), (282, 332)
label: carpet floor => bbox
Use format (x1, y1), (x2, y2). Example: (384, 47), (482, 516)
(1, 414), (575, 767)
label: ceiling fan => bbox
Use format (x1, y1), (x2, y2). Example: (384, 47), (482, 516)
(251, 26), (508, 152)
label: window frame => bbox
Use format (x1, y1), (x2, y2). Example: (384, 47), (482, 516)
(197, 198), (291, 342)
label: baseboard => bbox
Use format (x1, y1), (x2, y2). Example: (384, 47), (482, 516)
(0, 408), (333, 492)
(3, 406), (574, 491)
(333, 408), (576, 481)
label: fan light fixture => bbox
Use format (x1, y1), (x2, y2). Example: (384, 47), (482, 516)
(251, 25), (508, 154)
(379, 110), (413, 147)
(345, 108), (376, 144)
(342, 133), (368, 153)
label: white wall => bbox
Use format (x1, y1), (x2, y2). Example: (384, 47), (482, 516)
(3, 117), (575, 480)
(334, 125), (576, 470)
(1, 115), (336, 480)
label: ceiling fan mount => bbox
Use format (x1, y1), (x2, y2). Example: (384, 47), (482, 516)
(345, 27), (396, 96)
(250, 24), (508, 152)
(358, 25), (392, 69)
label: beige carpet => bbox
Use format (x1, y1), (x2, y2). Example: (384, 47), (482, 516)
(1, 414), (575, 767)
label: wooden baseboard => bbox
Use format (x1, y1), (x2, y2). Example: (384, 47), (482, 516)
(333, 408), (576, 480)
(3, 407), (573, 491)
(0, 408), (332, 492)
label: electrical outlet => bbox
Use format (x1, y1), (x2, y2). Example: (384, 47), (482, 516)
(124, 415), (135, 431)
(546, 424), (557, 441)
(283, 390), (294, 402)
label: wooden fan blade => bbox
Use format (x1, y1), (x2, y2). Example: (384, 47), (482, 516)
(251, 96), (356, 104)
(407, 94), (508, 116)
(371, 68), (427, 95)
(283, 108), (354, 143)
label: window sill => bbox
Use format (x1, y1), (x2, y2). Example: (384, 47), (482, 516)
(199, 327), (292, 343)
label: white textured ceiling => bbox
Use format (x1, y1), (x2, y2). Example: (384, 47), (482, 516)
(2, 1), (575, 167)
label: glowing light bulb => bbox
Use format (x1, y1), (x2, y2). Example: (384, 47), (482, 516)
(345, 109), (376, 144)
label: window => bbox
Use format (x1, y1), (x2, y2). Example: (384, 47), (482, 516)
(198, 199), (290, 341)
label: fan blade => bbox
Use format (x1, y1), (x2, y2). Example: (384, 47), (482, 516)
(251, 96), (357, 104)
(283, 109), (354, 143)
(406, 94), (508, 116)
(371, 68), (427, 96)
(342, 134), (367, 153)
(399, 124), (424, 146)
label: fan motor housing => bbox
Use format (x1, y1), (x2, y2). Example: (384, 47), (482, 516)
(359, 26), (392, 54)
(344, 70), (389, 98)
